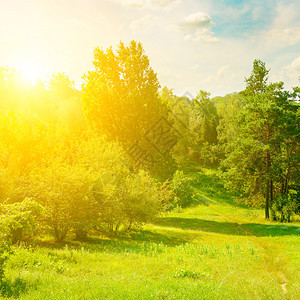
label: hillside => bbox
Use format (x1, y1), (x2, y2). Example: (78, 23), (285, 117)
(1, 169), (300, 299)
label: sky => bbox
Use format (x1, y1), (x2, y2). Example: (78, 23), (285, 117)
(1, 0), (300, 97)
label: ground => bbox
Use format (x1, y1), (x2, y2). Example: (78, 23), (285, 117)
(2, 169), (300, 299)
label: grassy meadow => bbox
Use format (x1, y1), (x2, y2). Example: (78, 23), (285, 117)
(1, 169), (300, 299)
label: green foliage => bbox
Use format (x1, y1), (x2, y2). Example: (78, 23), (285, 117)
(192, 90), (219, 146)
(1, 188), (299, 299)
(0, 198), (43, 243)
(0, 110), (50, 177)
(214, 92), (244, 160)
(93, 169), (172, 233)
(29, 163), (98, 242)
(161, 88), (219, 167)
(0, 242), (12, 283)
(0, 167), (9, 201)
(220, 60), (299, 220)
(272, 191), (299, 222)
(243, 59), (270, 95)
(82, 40), (165, 145)
(171, 170), (194, 207)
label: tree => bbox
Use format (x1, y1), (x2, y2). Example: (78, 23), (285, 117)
(49, 73), (76, 100)
(221, 60), (299, 220)
(188, 91), (219, 165)
(159, 87), (191, 168)
(82, 40), (165, 146)
(27, 162), (98, 242)
(192, 90), (218, 145)
(215, 92), (244, 160)
(92, 169), (170, 233)
(243, 59), (270, 95)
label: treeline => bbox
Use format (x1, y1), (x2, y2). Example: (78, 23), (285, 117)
(0, 41), (299, 246)
(163, 60), (299, 222)
(0, 42), (191, 244)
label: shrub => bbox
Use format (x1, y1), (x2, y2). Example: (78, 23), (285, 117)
(28, 162), (98, 242)
(271, 191), (299, 222)
(171, 170), (194, 207)
(0, 198), (43, 243)
(0, 167), (9, 202)
(93, 169), (172, 233)
(124, 170), (171, 229)
(0, 242), (12, 284)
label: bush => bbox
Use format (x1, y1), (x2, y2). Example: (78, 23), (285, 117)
(0, 198), (43, 243)
(124, 170), (172, 229)
(0, 168), (9, 202)
(93, 169), (172, 233)
(29, 162), (98, 242)
(271, 191), (299, 222)
(171, 170), (194, 208)
(0, 242), (13, 284)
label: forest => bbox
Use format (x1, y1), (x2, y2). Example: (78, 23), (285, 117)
(0, 41), (299, 298)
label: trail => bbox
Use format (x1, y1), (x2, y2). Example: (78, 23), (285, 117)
(206, 203), (290, 296)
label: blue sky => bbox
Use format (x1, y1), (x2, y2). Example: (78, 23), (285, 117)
(0, 0), (300, 97)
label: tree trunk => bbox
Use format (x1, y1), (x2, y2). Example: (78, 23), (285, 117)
(265, 124), (271, 220)
(265, 178), (270, 219)
(270, 180), (276, 221)
(75, 229), (88, 240)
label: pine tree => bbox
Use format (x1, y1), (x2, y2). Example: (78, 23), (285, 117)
(222, 60), (299, 220)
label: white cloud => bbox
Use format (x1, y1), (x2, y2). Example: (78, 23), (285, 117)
(261, 27), (300, 48)
(192, 64), (201, 70)
(177, 12), (215, 31)
(150, 0), (180, 7)
(258, 2), (300, 49)
(120, 0), (145, 7)
(113, 0), (180, 8)
(176, 12), (219, 43)
(185, 28), (219, 43)
(203, 65), (230, 83)
(272, 2), (299, 28)
(282, 56), (300, 87)
(130, 15), (158, 31)
(287, 56), (300, 71)
(251, 6), (262, 21)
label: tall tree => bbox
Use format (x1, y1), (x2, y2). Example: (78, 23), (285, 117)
(244, 59), (270, 95)
(82, 41), (164, 145)
(188, 91), (219, 165)
(192, 90), (219, 145)
(49, 73), (76, 100)
(222, 60), (299, 220)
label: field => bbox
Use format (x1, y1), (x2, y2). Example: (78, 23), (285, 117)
(1, 169), (300, 299)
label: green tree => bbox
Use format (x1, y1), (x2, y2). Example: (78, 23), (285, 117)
(159, 87), (191, 168)
(189, 91), (219, 165)
(221, 60), (299, 220)
(192, 90), (218, 145)
(28, 162), (98, 242)
(215, 92), (244, 160)
(92, 169), (170, 233)
(82, 40), (164, 145)
(243, 59), (270, 95)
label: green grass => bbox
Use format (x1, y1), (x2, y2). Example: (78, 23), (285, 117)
(1, 169), (300, 299)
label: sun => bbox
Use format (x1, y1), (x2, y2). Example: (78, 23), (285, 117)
(18, 59), (42, 85)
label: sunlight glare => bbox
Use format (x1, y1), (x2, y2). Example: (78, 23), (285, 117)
(19, 59), (42, 85)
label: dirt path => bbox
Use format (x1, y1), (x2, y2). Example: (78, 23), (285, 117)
(207, 204), (290, 296)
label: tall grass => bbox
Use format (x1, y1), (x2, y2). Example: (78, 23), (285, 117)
(1, 169), (299, 299)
